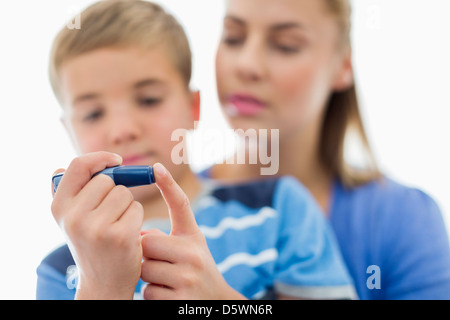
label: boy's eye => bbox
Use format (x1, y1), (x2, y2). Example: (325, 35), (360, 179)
(138, 97), (162, 107)
(83, 109), (103, 122)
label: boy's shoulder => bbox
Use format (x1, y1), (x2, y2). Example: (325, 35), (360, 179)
(36, 244), (76, 299)
(208, 177), (280, 209)
(40, 244), (74, 276)
(201, 175), (307, 209)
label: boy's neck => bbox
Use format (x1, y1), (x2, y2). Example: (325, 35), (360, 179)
(140, 167), (202, 221)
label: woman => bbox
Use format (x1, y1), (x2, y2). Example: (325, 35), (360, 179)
(208, 0), (450, 299)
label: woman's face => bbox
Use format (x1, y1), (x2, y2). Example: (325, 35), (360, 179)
(215, 0), (352, 138)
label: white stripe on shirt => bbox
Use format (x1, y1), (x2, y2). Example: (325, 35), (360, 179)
(199, 207), (277, 239)
(217, 248), (278, 274)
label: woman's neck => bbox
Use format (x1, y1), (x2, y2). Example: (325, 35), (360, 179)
(277, 127), (333, 213)
(211, 119), (333, 213)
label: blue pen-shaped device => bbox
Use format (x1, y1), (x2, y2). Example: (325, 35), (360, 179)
(52, 165), (155, 194)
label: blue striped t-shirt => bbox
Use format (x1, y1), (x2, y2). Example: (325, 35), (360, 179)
(36, 177), (356, 299)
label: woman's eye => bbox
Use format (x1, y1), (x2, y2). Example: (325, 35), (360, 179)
(223, 37), (244, 46)
(84, 109), (103, 122)
(270, 34), (306, 55)
(272, 42), (301, 54)
(277, 45), (300, 54)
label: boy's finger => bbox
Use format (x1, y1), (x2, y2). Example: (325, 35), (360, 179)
(141, 231), (183, 263)
(115, 200), (144, 232)
(153, 163), (198, 236)
(54, 151), (122, 200)
(76, 173), (119, 213)
(140, 259), (177, 289)
(142, 283), (174, 300)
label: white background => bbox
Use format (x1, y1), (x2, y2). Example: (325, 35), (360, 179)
(0, 0), (449, 299)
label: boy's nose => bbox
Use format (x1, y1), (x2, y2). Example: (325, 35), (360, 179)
(108, 108), (141, 145)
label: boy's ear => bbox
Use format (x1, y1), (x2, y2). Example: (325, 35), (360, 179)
(332, 47), (354, 92)
(191, 90), (201, 128)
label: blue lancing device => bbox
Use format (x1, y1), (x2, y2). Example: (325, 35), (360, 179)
(52, 165), (155, 194)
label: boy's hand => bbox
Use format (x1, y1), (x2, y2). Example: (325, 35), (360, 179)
(140, 163), (246, 300)
(51, 151), (144, 300)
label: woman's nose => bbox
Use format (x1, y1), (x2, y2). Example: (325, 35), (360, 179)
(235, 36), (267, 83)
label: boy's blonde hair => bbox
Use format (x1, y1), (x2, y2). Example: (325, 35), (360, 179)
(49, 0), (192, 104)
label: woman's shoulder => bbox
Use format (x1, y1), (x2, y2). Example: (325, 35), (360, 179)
(334, 176), (440, 213)
(331, 176), (444, 231)
(332, 177), (450, 300)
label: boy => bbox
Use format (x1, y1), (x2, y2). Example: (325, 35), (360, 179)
(37, 0), (355, 300)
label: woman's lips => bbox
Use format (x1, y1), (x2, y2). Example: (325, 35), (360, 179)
(227, 94), (266, 116)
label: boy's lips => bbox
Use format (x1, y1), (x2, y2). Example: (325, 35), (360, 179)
(122, 152), (155, 166)
(227, 94), (267, 116)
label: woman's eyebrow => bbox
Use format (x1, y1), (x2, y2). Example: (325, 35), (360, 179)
(224, 15), (309, 33)
(224, 15), (245, 26)
(271, 22), (309, 32)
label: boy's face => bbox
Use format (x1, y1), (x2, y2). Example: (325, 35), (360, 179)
(59, 45), (198, 201)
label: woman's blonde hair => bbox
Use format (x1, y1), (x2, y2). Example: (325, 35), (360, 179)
(321, 0), (381, 188)
(49, 0), (192, 103)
